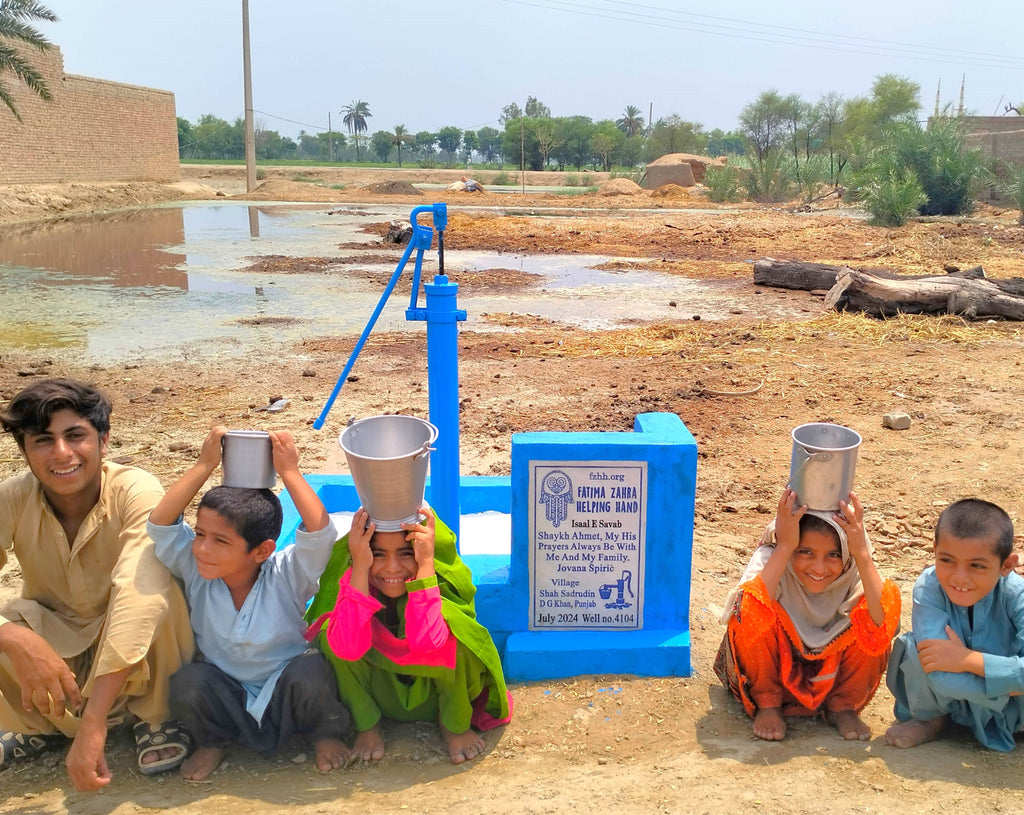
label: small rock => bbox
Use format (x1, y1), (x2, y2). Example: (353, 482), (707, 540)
(292, 753), (307, 764)
(168, 442), (191, 452)
(16, 369), (40, 377)
(668, 301), (677, 307)
(692, 314), (701, 321)
(151, 386), (170, 394)
(882, 412), (912, 430)
(302, 369), (316, 377)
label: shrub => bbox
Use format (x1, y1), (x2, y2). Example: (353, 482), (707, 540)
(859, 168), (927, 227)
(795, 155), (832, 203)
(703, 165), (742, 203)
(855, 118), (989, 218)
(564, 173), (581, 187)
(255, 167), (266, 181)
(488, 171), (516, 186)
(998, 162), (1024, 225)
(898, 118), (988, 216)
(609, 169), (642, 184)
(742, 149), (793, 203)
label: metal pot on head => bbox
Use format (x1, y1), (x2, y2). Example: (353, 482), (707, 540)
(788, 423), (861, 511)
(221, 430), (276, 490)
(339, 415), (438, 531)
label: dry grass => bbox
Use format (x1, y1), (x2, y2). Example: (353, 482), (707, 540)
(518, 312), (1021, 361)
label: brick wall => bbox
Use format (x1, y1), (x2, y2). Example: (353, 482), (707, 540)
(962, 117), (1024, 203)
(0, 46), (178, 184)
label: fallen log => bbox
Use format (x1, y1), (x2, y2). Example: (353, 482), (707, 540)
(754, 258), (1024, 319)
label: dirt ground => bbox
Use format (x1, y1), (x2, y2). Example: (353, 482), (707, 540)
(2, 167), (1024, 813)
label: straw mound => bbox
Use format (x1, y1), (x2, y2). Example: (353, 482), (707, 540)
(651, 183), (693, 199)
(598, 178), (644, 196)
(362, 180), (423, 195)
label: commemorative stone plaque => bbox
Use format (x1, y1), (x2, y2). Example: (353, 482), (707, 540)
(528, 461), (647, 630)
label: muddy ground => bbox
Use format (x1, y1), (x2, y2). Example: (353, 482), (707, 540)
(2, 167), (1024, 813)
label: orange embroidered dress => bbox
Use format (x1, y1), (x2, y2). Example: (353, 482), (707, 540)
(714, 516), (900, 718)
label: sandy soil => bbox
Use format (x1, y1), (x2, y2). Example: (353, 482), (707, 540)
(2, 167), (1024, 813)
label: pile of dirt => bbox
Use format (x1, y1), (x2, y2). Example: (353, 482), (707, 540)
(0, 180), (220, 226)
(651, 183), (695, 199)
(237, 179), (347, 202)
(362, 180), (424, 196)
(597, 178), (644, 196)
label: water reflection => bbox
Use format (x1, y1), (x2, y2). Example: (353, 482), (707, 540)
(0, 208), (188, 288)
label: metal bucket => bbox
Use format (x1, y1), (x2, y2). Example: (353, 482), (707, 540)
(339, 415), (438, 531)
(221, 430), (276, 489)
(788, 423), (861, 511)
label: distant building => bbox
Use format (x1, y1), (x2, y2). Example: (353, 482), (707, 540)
(0, 45), (178, 185)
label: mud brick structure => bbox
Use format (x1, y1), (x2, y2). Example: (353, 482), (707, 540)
(964, 116), (1024, 204)
(0, 46), (178, 184)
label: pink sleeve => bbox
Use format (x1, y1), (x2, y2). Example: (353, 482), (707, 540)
(324, 570), (382, 661)
(405, 582), (451, 653)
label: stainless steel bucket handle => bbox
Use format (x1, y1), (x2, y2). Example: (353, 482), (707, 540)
(787, 447), (833, 490)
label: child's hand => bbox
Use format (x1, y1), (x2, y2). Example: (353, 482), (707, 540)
(402, 505), (436, 581)
(834, 492), (869, 558)
(918, 625), (972, 674)
(774, 489), (806, 551)
(347, 509), (374, 577)
(269, 430), (300, 477)
(198, 425), (228, 471)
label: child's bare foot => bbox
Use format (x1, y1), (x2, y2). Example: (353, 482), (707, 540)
(180, 746), (226, 781)
(351, 725), (385, 762)
(885, 716), (946, 748)
(831, 709), (871, 740)
(752, 707), (786, 740)
(440, 723), (485, 764)
(313, 737), (351, 772)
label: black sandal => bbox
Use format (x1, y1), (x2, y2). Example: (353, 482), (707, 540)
(0, 731), (65, 767)
(134, 720), (193, 775)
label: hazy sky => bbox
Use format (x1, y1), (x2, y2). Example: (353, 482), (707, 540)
(42, 0), (1023, 140)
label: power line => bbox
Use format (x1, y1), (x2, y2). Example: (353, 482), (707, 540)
(253, 108), (334, 132)
(500, 0), (1024, 71)
(590, 0), (1024, 65)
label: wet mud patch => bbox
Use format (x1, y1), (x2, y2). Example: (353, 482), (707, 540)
(235, 315), (309, 327)
(353, 266), (541, 296)
(592, 258), (750, 280)
(240, 255), (352, 274)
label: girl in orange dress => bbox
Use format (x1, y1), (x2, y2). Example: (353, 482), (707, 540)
(714, 489), (900, 741)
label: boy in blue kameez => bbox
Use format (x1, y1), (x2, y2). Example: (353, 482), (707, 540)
(886, 498), (1024, 751)
(149, 426), (351, 779)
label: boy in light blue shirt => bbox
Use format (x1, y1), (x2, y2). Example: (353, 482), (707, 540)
(148, 426), (351, 779)
(886, 498), (1024, 751)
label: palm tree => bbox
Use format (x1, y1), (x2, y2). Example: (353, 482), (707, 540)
(0, 0), (58, 121)
(340, 99), (371, 160)
(616, 105), (645, 138)
(390, 124), (412, 167)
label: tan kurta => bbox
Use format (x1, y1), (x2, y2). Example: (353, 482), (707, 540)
(0, 461), (193, 733)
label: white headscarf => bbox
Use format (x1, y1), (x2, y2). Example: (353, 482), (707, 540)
(720, 511), (866, 651)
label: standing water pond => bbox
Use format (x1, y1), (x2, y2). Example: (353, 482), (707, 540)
(0, 201), (776, 364)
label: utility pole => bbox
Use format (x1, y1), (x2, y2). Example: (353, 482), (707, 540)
(242, 0), (257, 192)
(328, 111), (334, 162)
